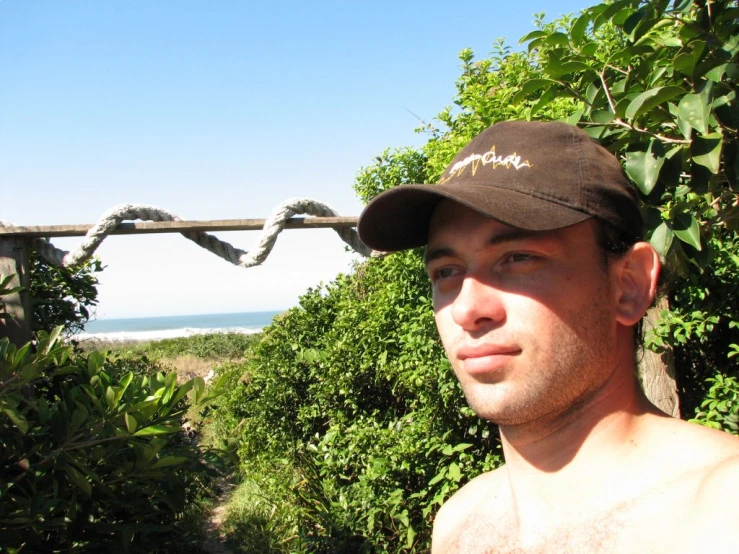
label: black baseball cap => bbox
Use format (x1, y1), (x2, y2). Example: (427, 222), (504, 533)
(357, 121), (642, 251)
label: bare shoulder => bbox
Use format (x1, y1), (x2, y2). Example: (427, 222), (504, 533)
(431, 466), (507, 554)
(647, 418), (739, 550)
(696, 451), (739, 510)
(673, 452), (739, 552)
(644, 415), (739, 467)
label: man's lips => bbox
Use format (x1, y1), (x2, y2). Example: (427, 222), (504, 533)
(457, 345), (521, 375)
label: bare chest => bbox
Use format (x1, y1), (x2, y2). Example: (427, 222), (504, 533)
(446, 489), (689, 554)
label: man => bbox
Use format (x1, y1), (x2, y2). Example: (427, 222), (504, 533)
(357, 121), (739, 553)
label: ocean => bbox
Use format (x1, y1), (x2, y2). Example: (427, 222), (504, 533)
(79, 310), (283, 342)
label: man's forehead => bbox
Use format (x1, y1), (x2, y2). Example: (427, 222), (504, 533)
(425, 199), (599, 262)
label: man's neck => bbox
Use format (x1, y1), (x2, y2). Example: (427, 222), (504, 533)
(498, 365), (666, 524)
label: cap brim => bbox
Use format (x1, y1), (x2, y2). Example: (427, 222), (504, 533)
(357, 183), (592, 252)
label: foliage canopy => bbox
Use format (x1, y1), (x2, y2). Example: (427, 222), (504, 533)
(211, 1), (738, 552)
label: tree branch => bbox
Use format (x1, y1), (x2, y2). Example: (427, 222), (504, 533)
(608, 120), (691, 144)
(600, 71), (618, 113)
(597, 71), (690, 145)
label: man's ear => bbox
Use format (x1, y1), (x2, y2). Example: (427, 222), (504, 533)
(613, 242), (661, 326)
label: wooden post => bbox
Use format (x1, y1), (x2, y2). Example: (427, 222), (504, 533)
(638, 298), (679, 418)
(0, 238), (31, 347)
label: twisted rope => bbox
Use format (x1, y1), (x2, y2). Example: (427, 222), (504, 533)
(0, 198), (374, 268)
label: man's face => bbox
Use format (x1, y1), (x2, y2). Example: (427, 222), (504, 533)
(425, 200), (626, 426)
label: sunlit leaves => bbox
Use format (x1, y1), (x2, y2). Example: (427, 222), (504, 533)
(673, 40), (706, 76)
(649, 221), (674, 259)
(692, 132), (723, 174)
(0, 330), (221, 552)
(624, 86), (684, 121)
(624, 139), (666, 195)
(672, 213), (702, 250)
(124, 412), (138, 433)
(678, 84), (713, 134)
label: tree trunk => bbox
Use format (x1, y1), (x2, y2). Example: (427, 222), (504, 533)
(638, 297), (679, 418)
(0, 238), (31, 347)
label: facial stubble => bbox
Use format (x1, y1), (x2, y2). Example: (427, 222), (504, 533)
(452, 274), (617, 428)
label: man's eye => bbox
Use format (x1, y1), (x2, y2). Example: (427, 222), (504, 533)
(505, 252), (535, 264)
(432, 266), (462, 281)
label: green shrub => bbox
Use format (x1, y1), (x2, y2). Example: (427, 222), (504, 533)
(207, 252), (501, 552)
(691, 373), (739, 435)
(29, 252), (102, 336)
(125, 332), (262, 361)
(219, 461), (303, 554)
(0, 328), (222, 553)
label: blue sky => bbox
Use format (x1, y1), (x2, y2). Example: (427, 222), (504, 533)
(1, 0), (594, 319)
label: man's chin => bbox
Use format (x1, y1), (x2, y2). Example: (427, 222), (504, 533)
(462, 386), (553, 426)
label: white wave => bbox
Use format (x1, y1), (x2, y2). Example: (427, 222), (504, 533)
(76, 326), (262, 343)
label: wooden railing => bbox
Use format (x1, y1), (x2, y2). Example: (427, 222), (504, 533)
(0, 216), (359, 346)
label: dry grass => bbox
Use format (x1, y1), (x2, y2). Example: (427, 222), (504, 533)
(75, 337), (145, 351)
(163, 355), (218, 383)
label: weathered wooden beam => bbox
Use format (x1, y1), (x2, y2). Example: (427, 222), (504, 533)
(638, 298), (679, 418)
(0, 217), (360, 238)
(0, 238), (31, 347)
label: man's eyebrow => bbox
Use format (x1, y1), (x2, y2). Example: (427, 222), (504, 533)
(424, 228), (543, 266)
(486, 227), (541, 247)
(423, 246), (455, 266)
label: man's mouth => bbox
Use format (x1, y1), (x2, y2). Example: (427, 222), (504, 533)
(457, 345), (521, 375)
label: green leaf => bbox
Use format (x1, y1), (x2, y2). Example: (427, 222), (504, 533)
(428, 467), (447, 486)
(134, 424), (180, 436)
(580, 42), (598, 57)
(672, 213), (701, 251)
(671, 0), (693, 13)
(105, 386), (116, 409)
(531, 87), (557, 117)
(41, 326), (63, 355)
(677, 93), (710, 135)
(703, 62), (728, 82)
(625, 86), (685, 121)
(624, 139), (666, 195)
(566, 108), (584, 126)
(2, 407), (29, 435)
(448, 462), (462, 482)
(65, 466), (91, 496)
(125, 412), (138, 434)
(115, 372), (134, 405)
(594, 0), (632, 29)
(591, 110), (615, 124)
(545, 59), (591, 79)
(406, 525), (417, 550)
(721, 32), (739, 57)
(520, 78), (559, 95)
(649, 221), (674, 259)
(12, 342), (31, 367)
(190, 376), (205, 404)
(544, 32), (570, 47)
(613, 6), (634, 26)
(150, 455), (189, 469)
(571, 13), (591, 46)
(623, 7), (648, 40)
(518, 30), (548, 44)
(86, 350), (106, 379)
(673, 41), (705, 76)
(69, 408), (87, 434)
(169, 378), (195, 407)
(692, 132), (723, 174)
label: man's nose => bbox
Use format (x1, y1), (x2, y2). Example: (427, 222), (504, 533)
(450, 275), (505, 331)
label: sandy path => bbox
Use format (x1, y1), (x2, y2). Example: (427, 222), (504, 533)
(200, 477), (237, 554)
